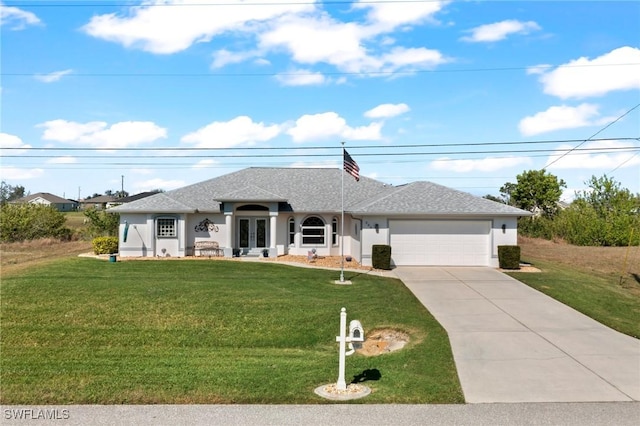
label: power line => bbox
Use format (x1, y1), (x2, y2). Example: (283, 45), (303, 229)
(608, 152), (640, 174)
(6, 148), (639, 170)
(0, 1), (509, 7)
(5, 63), (639, 78)
(544, 103), (640, 169)
(2, 137), (637, 152)
(3, 146), (638, 159)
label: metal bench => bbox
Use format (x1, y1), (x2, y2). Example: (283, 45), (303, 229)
(194, 241), (223, 257)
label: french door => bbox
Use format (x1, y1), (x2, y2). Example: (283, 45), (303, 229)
(238, 218), (268, 249)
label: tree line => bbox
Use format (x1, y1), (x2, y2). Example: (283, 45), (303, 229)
(486, 171), (640, 246)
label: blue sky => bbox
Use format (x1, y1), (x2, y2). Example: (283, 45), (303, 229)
(1, 0), (639, 201)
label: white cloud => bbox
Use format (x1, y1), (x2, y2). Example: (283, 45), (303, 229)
(46, 156), (77, 164)
(34, 69), (73, 83)
(193, 159), (219, 169)
(181, 116), (282, 148)
(526, 64), (552, 75)
(537, 46), (640, 99)
(82, 0), (313, 55)
(461, 20), (540, 43)
(364, 103), (410, 119)
(545, 139), (640, 170)
(132, 178), (186, 192)
(0, 4), (41, 30)
(82, 0), (449, 78)
(0, 132), (31, 154)
(287, 112), (382, 142)
(380, 47), (449, 72)
(518, 103), (611, 136)
(38, 119), (168, 148)
(0, 166), (45, 180)
(275, 69), (326, 86)
(354, 0), (446, 30)
(259, 15), (370, 71)
(211, 49), (260, 69)
(260, 15), (449, 75)
(430, 156), (532, 173)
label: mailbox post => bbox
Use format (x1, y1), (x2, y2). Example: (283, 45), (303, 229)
(335, 307), (364, 391)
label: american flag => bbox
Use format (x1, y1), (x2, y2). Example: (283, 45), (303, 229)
(343, 149), (360, 182)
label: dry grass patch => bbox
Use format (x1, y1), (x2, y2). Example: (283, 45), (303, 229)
(519, 236), (640, 285)
(1, 239), (92, 276)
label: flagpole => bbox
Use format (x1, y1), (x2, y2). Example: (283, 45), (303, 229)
(340, 141), (345, 283)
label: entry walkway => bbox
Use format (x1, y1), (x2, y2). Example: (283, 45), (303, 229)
(393, 267), (640, 403)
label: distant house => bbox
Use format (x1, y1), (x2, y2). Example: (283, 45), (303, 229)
(111, 167), (531, 267)
(79, 195), (118, 210)
(109, 191), (162, 206)
(11, 192), (78, 212)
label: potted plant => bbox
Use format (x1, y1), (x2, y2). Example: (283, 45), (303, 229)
(262, 248), (269, 258)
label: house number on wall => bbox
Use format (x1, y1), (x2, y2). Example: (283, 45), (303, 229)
(195, 218), (219, 232)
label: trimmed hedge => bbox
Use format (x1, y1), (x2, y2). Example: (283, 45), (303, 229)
(92, 236), (119, 255)
(498, 245), (521, 269)
(372, 244), (392, 270)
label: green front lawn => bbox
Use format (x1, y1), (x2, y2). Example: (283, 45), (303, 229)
(0, 259), (463, 404)
(507, 259), (640, 339)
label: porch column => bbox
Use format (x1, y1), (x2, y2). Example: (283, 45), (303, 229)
(270, 214), (277, 249)
(224, 212), (233, 258)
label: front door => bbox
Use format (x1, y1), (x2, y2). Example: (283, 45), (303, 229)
(238, 218), (268, 251)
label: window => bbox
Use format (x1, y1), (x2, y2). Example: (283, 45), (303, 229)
(301, 216), (325, 246)
(156, 217), (177, 238)
(332, 217), (338, 246)
(288, 217), (295, 245)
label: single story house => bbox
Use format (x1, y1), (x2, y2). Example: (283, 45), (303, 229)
(110, 167), (531, 267)
(11, 192), (78, 212)
(79, 195), (119, 210)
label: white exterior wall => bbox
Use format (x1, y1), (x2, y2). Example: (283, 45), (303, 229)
(119, 213), (151, 257)
(490, 217), (519, 267)
(360, 216), (389, 267)
(187, 214), (228, 255)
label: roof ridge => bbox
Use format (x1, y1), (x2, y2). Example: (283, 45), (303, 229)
(347, 181), (412, 210)
(156, 192), (194, 210)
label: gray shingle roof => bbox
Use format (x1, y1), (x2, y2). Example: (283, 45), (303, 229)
(110, 167), (530, 217)
(15, 192), (76, 204)
(348, 181), (531, 216)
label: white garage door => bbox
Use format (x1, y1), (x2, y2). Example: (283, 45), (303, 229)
(389, 220), (491, 266)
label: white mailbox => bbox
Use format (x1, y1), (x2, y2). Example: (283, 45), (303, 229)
(349, 320), (364, 342)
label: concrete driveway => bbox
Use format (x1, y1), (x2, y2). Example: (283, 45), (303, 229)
(393, 267), (640, 403)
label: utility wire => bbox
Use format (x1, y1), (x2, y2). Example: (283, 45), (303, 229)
(544, 103), (640, 169)
(5, 63), (639, 78)
(2, 137), (637, 152)
(3, 146), (638, 159)
(0, 1), (517, 7)
(608, 152), (640, 174)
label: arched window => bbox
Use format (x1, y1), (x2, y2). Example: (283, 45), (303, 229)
(288, 217), (295, 246)
(332, 217), (338, 246)
(301, 216), (326, 246)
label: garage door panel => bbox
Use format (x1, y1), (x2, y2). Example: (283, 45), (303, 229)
(390, 220), (490, 266)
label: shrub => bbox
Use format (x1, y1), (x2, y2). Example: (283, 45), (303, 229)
(0, 204), (71, 242)
(92, 236), (119, 255)
(372, 244), (392, 270)
(83, 207), (119, 238)
(498, 245), (521, 269)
